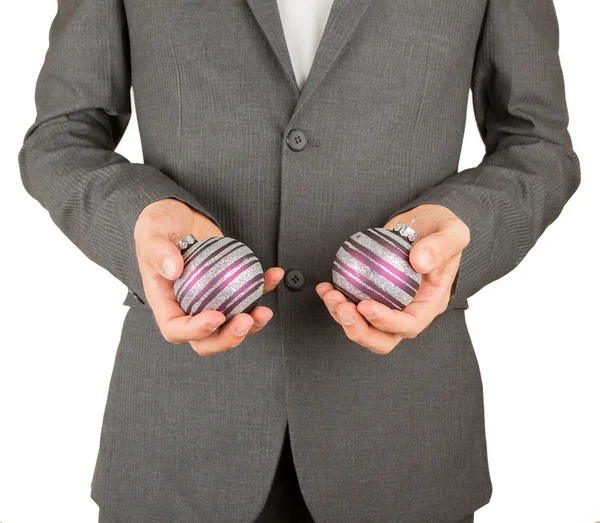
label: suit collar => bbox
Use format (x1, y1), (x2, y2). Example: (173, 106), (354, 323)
(246, 0), (374, 113)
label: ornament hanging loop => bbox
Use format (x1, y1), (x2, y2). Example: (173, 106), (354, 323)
(173, 233), (197, 252)
(392, 216), (419, 244)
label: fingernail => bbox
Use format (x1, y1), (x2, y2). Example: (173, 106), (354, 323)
(325, 300), (338, 312)
(234, 323), (252, 336)
(207, 321), (222, 331)
(162, 255), (176, 278)
(361, 307), (376, 320)
(255, 319), (269, 327)
(338, 311), (354, 325)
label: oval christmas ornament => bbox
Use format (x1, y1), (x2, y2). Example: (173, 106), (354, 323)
(332, 224), (422, 311)
(173, 234), (264, 322)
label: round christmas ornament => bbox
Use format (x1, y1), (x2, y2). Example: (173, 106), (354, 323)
(332, 220), (422, 311)
(173, 234), (264, 322)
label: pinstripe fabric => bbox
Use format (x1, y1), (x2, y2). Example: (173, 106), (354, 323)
(18, 0), (579, 521)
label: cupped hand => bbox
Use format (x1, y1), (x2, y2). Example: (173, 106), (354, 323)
(134, 198), (284, 356)
(316, 204), (470, 355)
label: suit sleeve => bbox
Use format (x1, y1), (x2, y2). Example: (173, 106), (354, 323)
(18, 0), (221, 304)
(385, 0), (581, 307)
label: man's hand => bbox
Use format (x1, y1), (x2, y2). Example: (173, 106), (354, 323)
(316, 204), (470, 355)
(134, 198), (284, 356)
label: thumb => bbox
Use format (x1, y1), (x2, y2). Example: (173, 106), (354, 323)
(139, 233), (184, 280)
(410, 227), (467, 274)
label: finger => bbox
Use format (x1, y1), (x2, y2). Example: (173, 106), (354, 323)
(356, 255), (460, 336)
(364, 285), (447, 339)
(410, 218), (469, 274)
(356, 298), (440, 338)
(364, 255), (459, 337)
(160, 308), (226, 344)
(247, 306), (274, 334)
(263, 267), (285, 293)
(316, 281), (335, 298)
(317, 282), (402, 354)
(334, 301), (402, 355)
(189, 313), (255, 356)
(319, 286), (351, 322)
(355, 300), (409, 334)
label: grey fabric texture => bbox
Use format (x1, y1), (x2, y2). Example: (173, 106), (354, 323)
(18, 0), (579, 522)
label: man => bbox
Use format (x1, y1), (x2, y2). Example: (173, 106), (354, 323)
(19, 0), (580, 521)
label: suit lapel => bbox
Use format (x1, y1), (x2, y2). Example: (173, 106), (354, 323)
(292, 0), (375, 117)
(246, 0), (300, 96)
(246, 0), (375, 113)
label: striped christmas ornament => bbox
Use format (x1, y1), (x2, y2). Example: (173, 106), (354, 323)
(173, 235), (264, 322)
(332, 227), (422, 311)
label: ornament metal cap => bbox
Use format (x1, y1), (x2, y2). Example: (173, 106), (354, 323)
(173, 233), (198, 252)
(392, 217), (418, 244)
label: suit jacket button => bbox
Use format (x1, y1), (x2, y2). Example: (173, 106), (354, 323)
(283, 268), (305, 291)
(286, 129), (307, 152)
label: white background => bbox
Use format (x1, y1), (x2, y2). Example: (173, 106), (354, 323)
(0, 1), (598, 522)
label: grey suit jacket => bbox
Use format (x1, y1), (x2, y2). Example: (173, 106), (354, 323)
(18, 0), (580, 521)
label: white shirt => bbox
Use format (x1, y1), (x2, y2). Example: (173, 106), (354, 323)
(276, 0), (336, 91)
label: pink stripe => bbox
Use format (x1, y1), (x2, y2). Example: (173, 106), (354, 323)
(182, 236), (221, 265)
(345, 238), (420, 293)
(333, 260), (406, 309)
(176, 240), (243, 302)
(364, 229), (410, 259)
(188, 255), (259, 314)
(220, 276), (264, 317)
(218, 272), (264, 313)
(331, 269), (364, 306)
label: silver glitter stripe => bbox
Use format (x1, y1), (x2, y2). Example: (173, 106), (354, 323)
(341, 241), (420, 293)
(353, 232), (421, 281)
(182, 259), (255, 314)
(331, 270), (372, 303)
(179, 248), (253, 311)
(333, 260), (401, 308)
(336, 246), (416, 304)
(370, 228), (411, 255)
(182, 239), (243, 277)
(198, 263), (263, 313)
(175, 240), (240, 299)
(181, 236), (222, 263)
(226, 288), (264, 319)
(377, 227), (414, 250)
